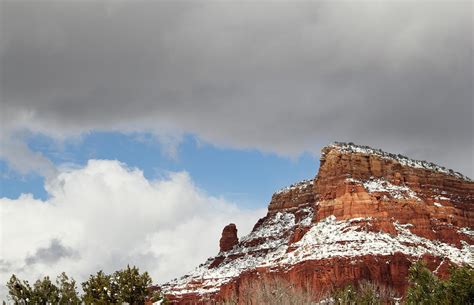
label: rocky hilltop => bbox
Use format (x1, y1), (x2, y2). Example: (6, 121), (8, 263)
(159, 142), (474, 304)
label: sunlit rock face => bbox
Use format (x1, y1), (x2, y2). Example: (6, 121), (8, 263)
(219, 224), (239, 253)
(159, 142), (473, 304)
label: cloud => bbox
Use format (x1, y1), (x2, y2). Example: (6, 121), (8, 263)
(0, 132), (57, 179)
(0, 160), (265, 300)
(25, 239), (77, 266)
(0, 0), (472, 176)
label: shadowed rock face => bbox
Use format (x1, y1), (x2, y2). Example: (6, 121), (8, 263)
(219, 224), (239, 252)
(159, 143), (474, 304)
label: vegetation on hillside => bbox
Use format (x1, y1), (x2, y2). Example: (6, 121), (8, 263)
(405, 261), (473, 305)
(5, 266), (166, 305)
(4, 261), (472, 304)
(221, 261), (473, 305)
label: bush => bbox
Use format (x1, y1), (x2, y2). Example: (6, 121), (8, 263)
(406, 261), (474, 305)
(6, 273), (80, 305)
(113, 265), (153, 304)
(81, 270), (118, 304)
(332, 284), (359, 305)
(221, 278), (398, 305)
(234, 277), (314, 305)
(6, 275), (32, 304)
(81, 266), (164, 305)
(30, 276), (59, 304)
(331, 281), (398, 305)
(56, 272), (81, 304)
(444, 265), (474, 304)
(405, 261), (443, 305)
(6, 266), (164, 305)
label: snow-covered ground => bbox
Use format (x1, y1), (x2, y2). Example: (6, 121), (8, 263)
(161, 144), (473, 296)
(283, 216), (472, 266)
(162, 209), (473, 296)
(275, 179), (314, 195)
(328, 142), (471, 181)
(347, 177), (420, 201)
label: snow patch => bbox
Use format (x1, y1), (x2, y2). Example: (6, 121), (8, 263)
(162, 212), (473, 296)
(458, 227), (474, 238)
(275, 179), (314, 195)
(434, 195), (450, 201)
(284, 216), (473, 267)
(348, 178), (420, 201)
(328, 142), (471, 181)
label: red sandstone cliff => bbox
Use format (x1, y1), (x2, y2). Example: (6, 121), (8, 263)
(159, 143), (473, 304)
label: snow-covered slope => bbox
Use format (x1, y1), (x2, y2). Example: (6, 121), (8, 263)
(160, 143), (474, 304)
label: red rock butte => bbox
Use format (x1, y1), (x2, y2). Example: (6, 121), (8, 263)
(158, 142), (473, 304)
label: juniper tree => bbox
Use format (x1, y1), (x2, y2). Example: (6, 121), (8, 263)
(405, 261), (444, 305)
(81, 270), (118, 304)
(56, 272), (80, 304)
(30, 276), (60, 304)
(443, 265), (474, 305)
(113, 265), (152, 305)
(6, 275), (32, 304)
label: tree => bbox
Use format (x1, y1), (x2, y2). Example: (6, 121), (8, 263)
(5, 267), (166, 304)
(6, 275), (32, 304)
(356, 282), (381, 305)
(332, 284), (359, 305)
(329, 281), (398, 305)
(443, 265), (474, 304)
(56, 272), (80, 304)
(240, 277), (314, 305)
(30, 276), (60, 304)
(406, 260), (474, 305)
(405, 261), (444, 305)
(113, 265), (152, 305)
(81, 270), (118, 304)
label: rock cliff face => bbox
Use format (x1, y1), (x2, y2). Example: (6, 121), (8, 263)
(159, 143), (473, 304)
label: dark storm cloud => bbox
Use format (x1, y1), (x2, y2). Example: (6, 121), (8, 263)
(25, 239), (76, 266)
(0, 0), (472, 175)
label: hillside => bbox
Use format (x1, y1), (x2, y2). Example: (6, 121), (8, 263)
(159, 142), (474, 304)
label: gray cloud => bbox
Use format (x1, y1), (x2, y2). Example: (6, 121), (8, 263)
(1, 0), (472, 175)
(25, 239), (76, 266)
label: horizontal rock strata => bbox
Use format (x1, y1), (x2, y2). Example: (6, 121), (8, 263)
(159, 142), (473, 304)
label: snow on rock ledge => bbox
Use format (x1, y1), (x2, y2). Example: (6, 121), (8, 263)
(162, 211), (473, 297)
(347, 178), (420, 201)
(275, 179), (314, 195)
(161, 142), (474, 303)
(327, 142), (471, 181)
(284, 216), (473, 266)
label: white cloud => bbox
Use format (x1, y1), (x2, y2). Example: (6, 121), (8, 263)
(0, 160), (265, 301)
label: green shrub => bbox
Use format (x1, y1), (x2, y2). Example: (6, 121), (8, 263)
(113, 265), (153, 305)
(81, 270), (118, 304)
(30, 276), (59, 304)
(56, 272), (80, 304)
(331, 281), (397, 305)
(444, 265), (474, 304)
(6, 275), (32, 304)
(406, 260), (474, 305)
(405, 261), (443, 305)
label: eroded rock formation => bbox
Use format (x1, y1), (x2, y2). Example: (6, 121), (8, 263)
(159, 142), (473, 304)
(219, 224), (239, 253)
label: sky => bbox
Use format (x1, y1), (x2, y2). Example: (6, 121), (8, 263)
(0, 0), (473, 301)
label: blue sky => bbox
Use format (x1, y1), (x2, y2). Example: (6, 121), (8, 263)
(0, 132), (319, 208)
